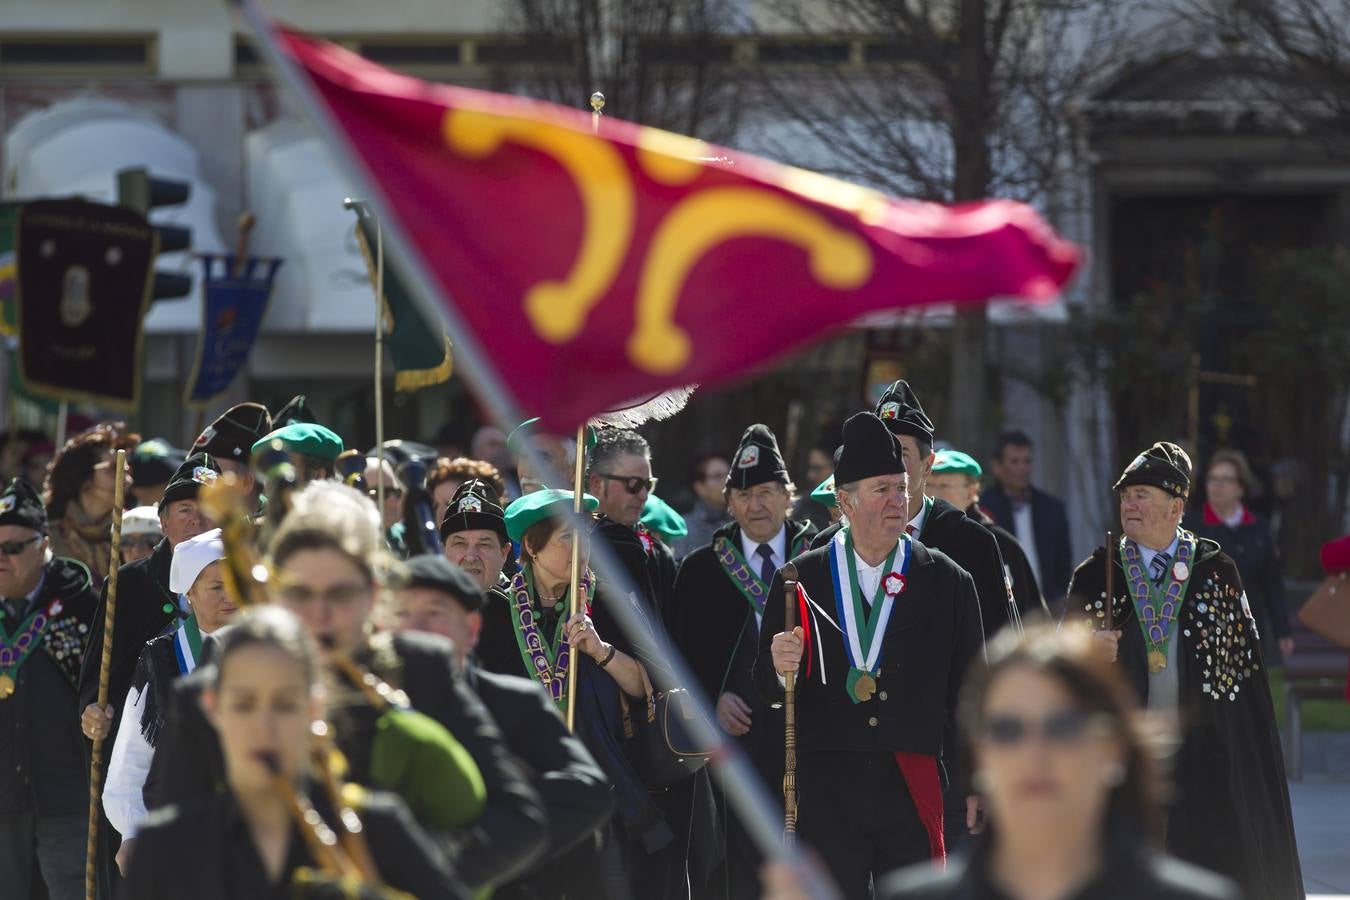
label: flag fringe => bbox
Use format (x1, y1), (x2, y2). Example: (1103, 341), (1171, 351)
(591, 385), (698, 429)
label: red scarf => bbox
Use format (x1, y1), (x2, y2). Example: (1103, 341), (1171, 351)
(893, 753), (945, 862)
(1202, 502), (1255, 527)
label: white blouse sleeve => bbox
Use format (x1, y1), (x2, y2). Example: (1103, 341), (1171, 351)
(102, 681), (153, 840)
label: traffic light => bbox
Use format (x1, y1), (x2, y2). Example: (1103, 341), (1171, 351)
(116, 167), (193, 300)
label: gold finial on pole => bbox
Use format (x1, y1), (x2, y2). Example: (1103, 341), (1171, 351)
(590, 91), (605, 135)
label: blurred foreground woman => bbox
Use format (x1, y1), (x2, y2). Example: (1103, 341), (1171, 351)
(878, 624), (1239, 900)
(127, 606), (464, 898)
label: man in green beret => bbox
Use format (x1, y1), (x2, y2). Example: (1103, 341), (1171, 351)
(250, 422), (344, 484)
(1065, 441), (1302, 899)
(928, 450), (1048, 622)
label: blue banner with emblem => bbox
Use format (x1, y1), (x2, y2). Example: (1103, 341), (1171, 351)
(184, 254), (281, 407)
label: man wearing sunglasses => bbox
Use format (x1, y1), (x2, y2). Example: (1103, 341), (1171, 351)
(1066, 442), (1302, 900)
(0, 477), (101, 900)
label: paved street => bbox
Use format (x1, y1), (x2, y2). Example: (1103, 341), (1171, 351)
(1293, 778), (1350, 899)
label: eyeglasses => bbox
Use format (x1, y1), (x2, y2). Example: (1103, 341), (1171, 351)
(0, 535), (42, 557)
(979, 710), (1113, 747)
(368, 488), (405, 501)
(124, 535), (161, 552)
(594, 473), (657, 495)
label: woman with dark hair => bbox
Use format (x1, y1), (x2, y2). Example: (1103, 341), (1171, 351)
(1183, 449), (1292, 664)
(873, 625), (1239, 900)
(43, 422), (137, 583)
(126, 605), (465, 899)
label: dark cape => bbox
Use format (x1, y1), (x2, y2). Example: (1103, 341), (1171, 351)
(967, 504), (1051, 623)
(144, 630), (548, 893)
(127, 632), (181, 748)
(1066, 538), (1304, 900)
(126, 783), (467, 899)
(672, 518), (816, 768)
(879, 828), (1240, 900)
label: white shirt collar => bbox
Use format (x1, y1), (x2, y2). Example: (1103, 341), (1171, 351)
(1221, 505), (1245, 529)
(907, 497), (929, 534)
(740, 523), (787, 570)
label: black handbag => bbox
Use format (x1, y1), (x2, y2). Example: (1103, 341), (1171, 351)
(621, 664), (716, 789)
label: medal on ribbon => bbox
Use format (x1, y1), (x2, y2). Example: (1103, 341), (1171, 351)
(829, 528), (910, 704)
(508, 567), (592, 713)
(0, 598), (62, 700)
(1119, 531), (1195, 674)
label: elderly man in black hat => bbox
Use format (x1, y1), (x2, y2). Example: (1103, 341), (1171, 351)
(756, 413), (984, 897)
(672, 423), (816, 897)
(393, 554), (615, 900)
(440, 479), (519, 671)
(191, 402), (272, 509)
(78, 453), (220, 750)
(0, 479), (101, 900)
(1066, 442), (1302, 900)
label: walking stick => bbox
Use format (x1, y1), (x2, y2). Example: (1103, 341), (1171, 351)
(1104, 530), (1115, 632)
(85, 448), (126, 900)
(781, 562), (800, 845)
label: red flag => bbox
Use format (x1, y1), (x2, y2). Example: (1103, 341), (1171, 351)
(275, 28), (1079, 430)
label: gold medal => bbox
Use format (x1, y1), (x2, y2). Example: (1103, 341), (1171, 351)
(854, 672), (877, 702)
(1148, 650), (1167, 674)
(0, 673), (14, 700)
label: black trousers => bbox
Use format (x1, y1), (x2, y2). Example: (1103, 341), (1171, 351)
(797, 752), (931, 900)
(0, 811), (86, 900)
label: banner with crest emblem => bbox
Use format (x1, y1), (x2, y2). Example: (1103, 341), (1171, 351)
(184, 254), (282, 407)
(15, 199), (156, 409)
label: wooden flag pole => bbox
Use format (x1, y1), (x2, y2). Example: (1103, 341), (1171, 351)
(565, 425), (586, 732)
(782, 562), (800, 844)
(85, 448), (126, 900)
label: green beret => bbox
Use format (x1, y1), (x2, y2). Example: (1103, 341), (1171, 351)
(504, 488), (598, 543)
(371, 706), (486, 830)
(931, 449), (982, 480)
(506, 417), (597, 457)
(250, 422), (344, 462)
(640, 494), (687, 540)
(810, 475), (837, 509)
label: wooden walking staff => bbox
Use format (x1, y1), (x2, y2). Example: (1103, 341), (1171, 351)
(85, 448), (127, 900)
(781, 562), (800, 844)
(1104, 530), (1116, 632)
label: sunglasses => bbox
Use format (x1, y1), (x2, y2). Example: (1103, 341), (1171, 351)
(979, 710), (1113, 747)
(0, 535), (42, 557)
(594, 473), (658, 495)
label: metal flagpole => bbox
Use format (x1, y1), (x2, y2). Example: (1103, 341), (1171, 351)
(374, 219), (386, 521)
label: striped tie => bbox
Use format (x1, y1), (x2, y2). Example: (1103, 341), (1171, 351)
(756, 544), (776, 587)
(1150, 552), (1171, 587)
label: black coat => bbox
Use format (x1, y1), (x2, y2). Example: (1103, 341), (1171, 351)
(967, 505), (1050, 623)
(144, 630), (548, 892)
(126, 784), (466, 899)
(980, 483), (1072, 602)
(78, 536), (179, 753)
(813, 499), (1007, 639)
(754, 539), (984, 758)
(0, 556), (99, 815)
(879, 832), (1239, 900)
(671, 519), (816, 767)
(1066, 539), (1304, 900)
(1183, 508), (1291, 662)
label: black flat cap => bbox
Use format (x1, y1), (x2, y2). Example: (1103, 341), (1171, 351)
(403, 554), (486, 611)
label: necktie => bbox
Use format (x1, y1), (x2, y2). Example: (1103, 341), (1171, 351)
(756, 544), (776, 587)
(1150, 552), (1171, 587)
(906, 524), (917, 537)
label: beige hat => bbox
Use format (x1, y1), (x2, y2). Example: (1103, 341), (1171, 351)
(122, 506), (163, 538)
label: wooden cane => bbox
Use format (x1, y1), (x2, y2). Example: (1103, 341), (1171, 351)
(782, 562), (800, 844)
(1104, 530), (1116, 632)
(85, 448), (126, 900)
